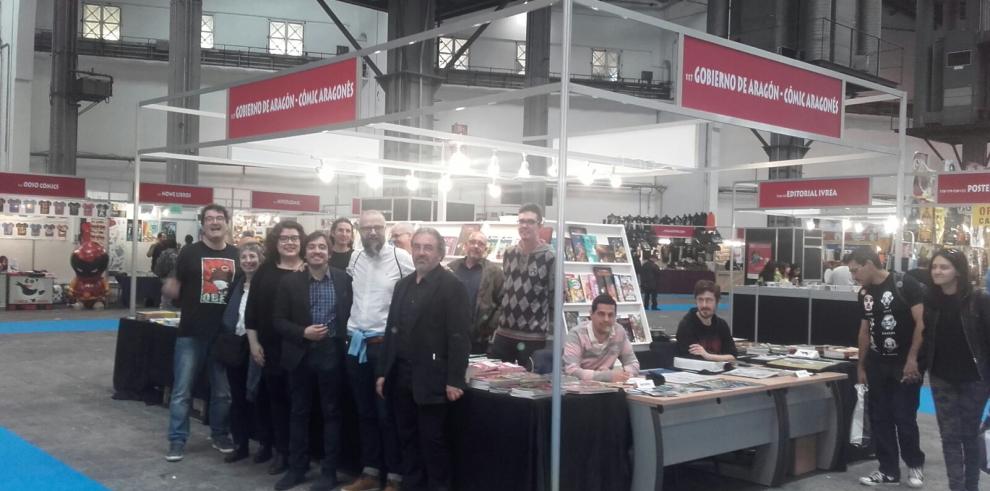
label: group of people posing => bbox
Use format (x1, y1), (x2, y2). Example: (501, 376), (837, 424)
(160, 202), (620, 491)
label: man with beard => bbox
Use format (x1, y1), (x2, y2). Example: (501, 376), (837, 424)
(343, 210), (415, 491)
(272, 231), (353, 491)
(675, 280), (737, 361)
(447, 231), (504, 354)
(376, 228), (470, 491)
(163, 204), (240, 462)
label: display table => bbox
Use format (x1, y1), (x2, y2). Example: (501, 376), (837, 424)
(112, 273), (162, 308)
(451, 389), (631, 491)
(731, 286), (862, 345)
(657, 270), (715, 294)
(627, 372), (847, 490)
(112, 317), (205, 403)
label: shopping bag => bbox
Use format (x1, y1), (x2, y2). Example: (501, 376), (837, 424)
(850, 383), (871, 447)
(981, 415), (990, 474)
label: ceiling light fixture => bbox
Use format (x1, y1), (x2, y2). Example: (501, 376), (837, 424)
(487, 150), (500, 178)
(365, 167), (383, 189)
(405, 171), (420, 191)
(517, 153), (531, 179)
(608, 167), (622, 188)
(487, 180), (502, 198)
(579, 164), (596, 186)
(450, 143), (470, 168)
(317, 161), (335, 184)
(438, 174), (453, 193)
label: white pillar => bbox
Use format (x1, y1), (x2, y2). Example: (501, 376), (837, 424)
(0, 0), (36, 172)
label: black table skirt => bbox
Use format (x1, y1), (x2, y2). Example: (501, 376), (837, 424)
(452, 389), (632, 491)
(657, 270), (715, 294)
(113, 318), (633, 490)
(113, 274), (163, 308)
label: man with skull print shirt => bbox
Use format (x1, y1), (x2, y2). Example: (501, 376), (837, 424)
(851, 249), (927, 488)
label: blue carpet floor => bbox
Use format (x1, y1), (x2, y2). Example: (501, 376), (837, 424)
(0, 428), (106, 490)
(0, 319), (118, 335)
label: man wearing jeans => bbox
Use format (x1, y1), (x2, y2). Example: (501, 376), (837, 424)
(162, 204), (240, 462)
(344, 210), (415, 491)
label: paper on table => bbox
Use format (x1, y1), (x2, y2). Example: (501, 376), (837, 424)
(662, 371), (718, 385)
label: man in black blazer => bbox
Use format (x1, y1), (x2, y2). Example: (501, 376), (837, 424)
(376, 227), (470, 491)
(272, 231), (353, 491)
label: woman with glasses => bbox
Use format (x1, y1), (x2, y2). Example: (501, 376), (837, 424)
(244, 221), (307, 475)
(923, 248), (990, 491)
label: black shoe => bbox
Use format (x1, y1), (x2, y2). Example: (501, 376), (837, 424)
(274, 472), (306, 491)
(254, 445), (273, 464)
(309, 474), (338, 491)
(224, 446), (249, 463)
(268, 453), (289, 475)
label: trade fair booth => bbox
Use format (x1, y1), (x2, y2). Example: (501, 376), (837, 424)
(112, 1), (911, 490)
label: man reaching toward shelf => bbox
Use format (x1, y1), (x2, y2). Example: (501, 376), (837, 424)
(675, 280), (737, 362)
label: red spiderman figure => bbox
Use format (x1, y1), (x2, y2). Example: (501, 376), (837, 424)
(69, 222), (109, 309)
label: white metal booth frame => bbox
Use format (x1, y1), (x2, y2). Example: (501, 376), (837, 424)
(132, 1), (908, 489)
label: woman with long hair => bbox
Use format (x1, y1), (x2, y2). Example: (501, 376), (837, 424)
(924, 248), (990, 491)
(220, 242), (264, 462)
(244, 221), (306, 474)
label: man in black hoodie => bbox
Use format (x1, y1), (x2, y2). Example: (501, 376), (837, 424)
(675, 280), (736, 361)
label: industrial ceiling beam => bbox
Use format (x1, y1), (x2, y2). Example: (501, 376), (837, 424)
(315, 0), (385, 80)
(444, 0), (509, 70)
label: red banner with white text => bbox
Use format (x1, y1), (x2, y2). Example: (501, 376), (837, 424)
(0, 172), (86, 198)
(937, 172), (990, 204)
(227, 58), (358, 140)
(758, 178), (871, 208)
(682, 36), (843, 139)
(251, 191), (320, 212)
(140, 183), (214, 205)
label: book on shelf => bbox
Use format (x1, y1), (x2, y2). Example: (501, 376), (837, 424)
(617, 275), (638, 302)
(565, 273), (586, 303)
(495, 237), (514, 260)
(583, 235), (599, 262)
(616, 316), (635, 341)
(486, 236), (500, 258)
(571, 235), (589, 262)
(538, 226), (554, 244)
(453, 224), (481, 256)
(594, 243), (615, 263)
(593, 266), (618, 300)
(443, 236), (458, 257)
(564, 311), (580, 331)
(608, 237), (628, 262)
(568, 226), (588, 235)
(563, 239), (576, 261)
(580, 273), (597, 300)
(628, 314), (646, 343)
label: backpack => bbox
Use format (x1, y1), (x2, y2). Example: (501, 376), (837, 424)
(154, 248), (178, 278)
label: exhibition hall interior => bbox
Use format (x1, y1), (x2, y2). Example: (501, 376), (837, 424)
(0, 0), (985, 490)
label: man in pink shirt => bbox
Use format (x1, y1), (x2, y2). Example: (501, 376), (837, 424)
(563, 294), (640, 382)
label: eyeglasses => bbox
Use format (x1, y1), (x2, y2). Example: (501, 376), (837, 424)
(360, 225), (385, 234)
(278, 235), (301, 243)
(203, 216), (226, 223)
(518, 219), (538, 226)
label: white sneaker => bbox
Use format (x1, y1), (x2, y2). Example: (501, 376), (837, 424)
(906, 467), (924, 488)
(859, 470), (900, 486)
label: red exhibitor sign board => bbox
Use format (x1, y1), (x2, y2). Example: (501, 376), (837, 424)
(681, 36), (843, 139)
(0, 172), (86, 198)
(140, 183), (214, 205)
(251, 191), (320, 212)
(653, 226), (698, 239)
(227, 58), (358, 140)
(758, 178), (871, 208)
(936, 172), (990, 204)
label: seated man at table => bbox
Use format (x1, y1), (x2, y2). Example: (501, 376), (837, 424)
(676, 280), (737, 362)
(563, 294), (640, 382)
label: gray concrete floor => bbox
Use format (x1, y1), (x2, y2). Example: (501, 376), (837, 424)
(0, 299), (953, 490)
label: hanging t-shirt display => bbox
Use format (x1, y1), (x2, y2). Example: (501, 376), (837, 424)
(29, 224), (41, 237)
(82, 203), (95, 216)
(23, 200), (36, 214)
(54, 201), (66, 214)
(57, 224), (68, 239)
(860, 272), (924, 364)
(0, 198), (5, 212)
(43, 224), (55, 237)
(68, 202), (80, 215)
(1, 222), (12, 235)
(96, 204), (109, 218)
(39, 200), (52, 215)
(9, 199), (21, 213)
(15, 223), (27, 236)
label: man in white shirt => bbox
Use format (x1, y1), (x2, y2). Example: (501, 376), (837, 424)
(827, 254), (854, 286)
(342, 210), (415, 491)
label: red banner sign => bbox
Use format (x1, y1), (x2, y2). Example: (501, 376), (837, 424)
(682, 36), (843, 139)
(0, 172), (86, 198)
(227, 58), (358, 140)
(251, 191), (320, 212)
(937, 172), (990, 204)
(759, 178), (871, 208)
(653, 226), (698, 239)
(140, 183), (214, 205)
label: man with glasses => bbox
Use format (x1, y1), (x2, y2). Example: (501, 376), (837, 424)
(342, 210), (415, 491)
(448, 231), (505, 354)
(490, 203), (556, 368)
(850, 249), (927, 487)
(163, 204), (240, 462)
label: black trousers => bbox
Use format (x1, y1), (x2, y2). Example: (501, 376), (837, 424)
(489, 334), (546, 370)
(254, 368), (286, 453)
(931, 374), (990, 491)
(390, 362), (452, 491)
(227, 360), (252, 450)
(345, 342), (401, 479)
(287, 356), (343, 477)
(644, 289), (659, 310)
(865, 359), (925, 478)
